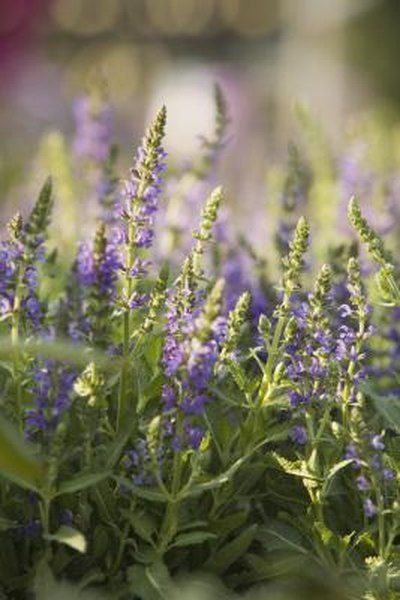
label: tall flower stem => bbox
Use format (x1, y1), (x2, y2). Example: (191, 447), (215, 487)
(258, 217), (309, 406)
(158, 411), (184, 555)
(116, 107), (166, 432)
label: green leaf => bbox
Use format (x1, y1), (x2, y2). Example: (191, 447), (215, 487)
(92, 525), (110, 560)
(124, 509), (157, 544)
(367, 387), (400, 433)
(0, 517), (17, 531)
(179, 456), (247, 499)
(105, 418), (134, 469)
(56, 472), (110, 496)
(0, 336), (121, 373)
(128, 564), (160, 600)
(178, 520), (208, 532)
(34, 559), (109, 599)
(268, 453), (321, 482)
(137, 373), (163, 414)
(46, 526), (87, 553)
(209, 511), (248, 538)
(145, 560), (173, 599)
(205, 525), (257, 574)
(0, 415), (45, 492)
(323, 459), (353, 494)
(256, 521), (308, 555)
(113, 476), (169, 502)
(245, 551), (305, 581)
(171, 531), (216, 548)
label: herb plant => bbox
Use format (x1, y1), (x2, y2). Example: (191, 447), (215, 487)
(0, 90), (400, 600)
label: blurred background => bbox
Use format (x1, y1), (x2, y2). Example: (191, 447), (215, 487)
(1, 0), (400, 223)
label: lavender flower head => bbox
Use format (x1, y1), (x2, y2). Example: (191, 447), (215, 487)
(162, 275), (225, 450)
(116, 107), (167, 255)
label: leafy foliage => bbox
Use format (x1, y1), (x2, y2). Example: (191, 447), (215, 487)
(0, 90), (400, 600)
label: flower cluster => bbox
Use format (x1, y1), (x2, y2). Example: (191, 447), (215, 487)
(118, 106), (167, 254)
(25, 361), (76, 442)
(161, 264), (226, 450)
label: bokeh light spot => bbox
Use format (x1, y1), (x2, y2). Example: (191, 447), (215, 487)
(145, 0), (214, 35)
(219, 0), (279, 37)
(51, 0), (120, 35)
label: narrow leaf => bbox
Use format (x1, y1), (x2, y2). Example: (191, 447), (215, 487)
(205, 525), (257, 574)
(56, 471), (110, 496)
(180, 456), (246, 499)
(113, 476), (169, 502)
(171, 531), (216, 548)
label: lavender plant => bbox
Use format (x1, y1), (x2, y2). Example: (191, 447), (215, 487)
(1, 97), (400, 600)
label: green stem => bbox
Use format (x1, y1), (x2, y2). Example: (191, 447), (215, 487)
(39, 497), (52, 560)
(117, 221), (136, 432)
(377, 490), (386, 560)
(342, 313), (365, 434)
(158, 413), (184, 554)
(11, 264), (25, 431)
(110, 520), (131, 575)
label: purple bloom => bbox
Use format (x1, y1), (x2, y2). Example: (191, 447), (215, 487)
(335, 340), (348, 362)
(187, 340), (218, 390)
(363, 498), (377, 518)
(76, 242), (96, 286)
(162, 384), (176, 410)
(212, 316), (228, 344)
(382, 468), (395, 481)
(25, 362), (76, 439)
(290, 425), (308, 445)
(288, 390), (309, 408)
(163, 335), (185, 377)
(25, 296), (42, 325)
(184, 424), (204, 450)
(74, 231), (120, 340)
(130, 258), (151, 278)
(128, 292), (148, 310)
(0, 296), (11, 315)
(338, 304), (352, 318)
(370, 454), (382, 471)
(123, 438), (157, 487)
(345, 443), (362, 470)
(371, 434), (385, 451)
(117, 129), (166, 265)
(292, 303), (309, 329)
(181, 394), (209, 416)
(356, 475), (370, 491)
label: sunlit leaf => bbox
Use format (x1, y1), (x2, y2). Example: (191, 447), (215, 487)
(0, 415), (45, 492)
(46, 525), (87, 553)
